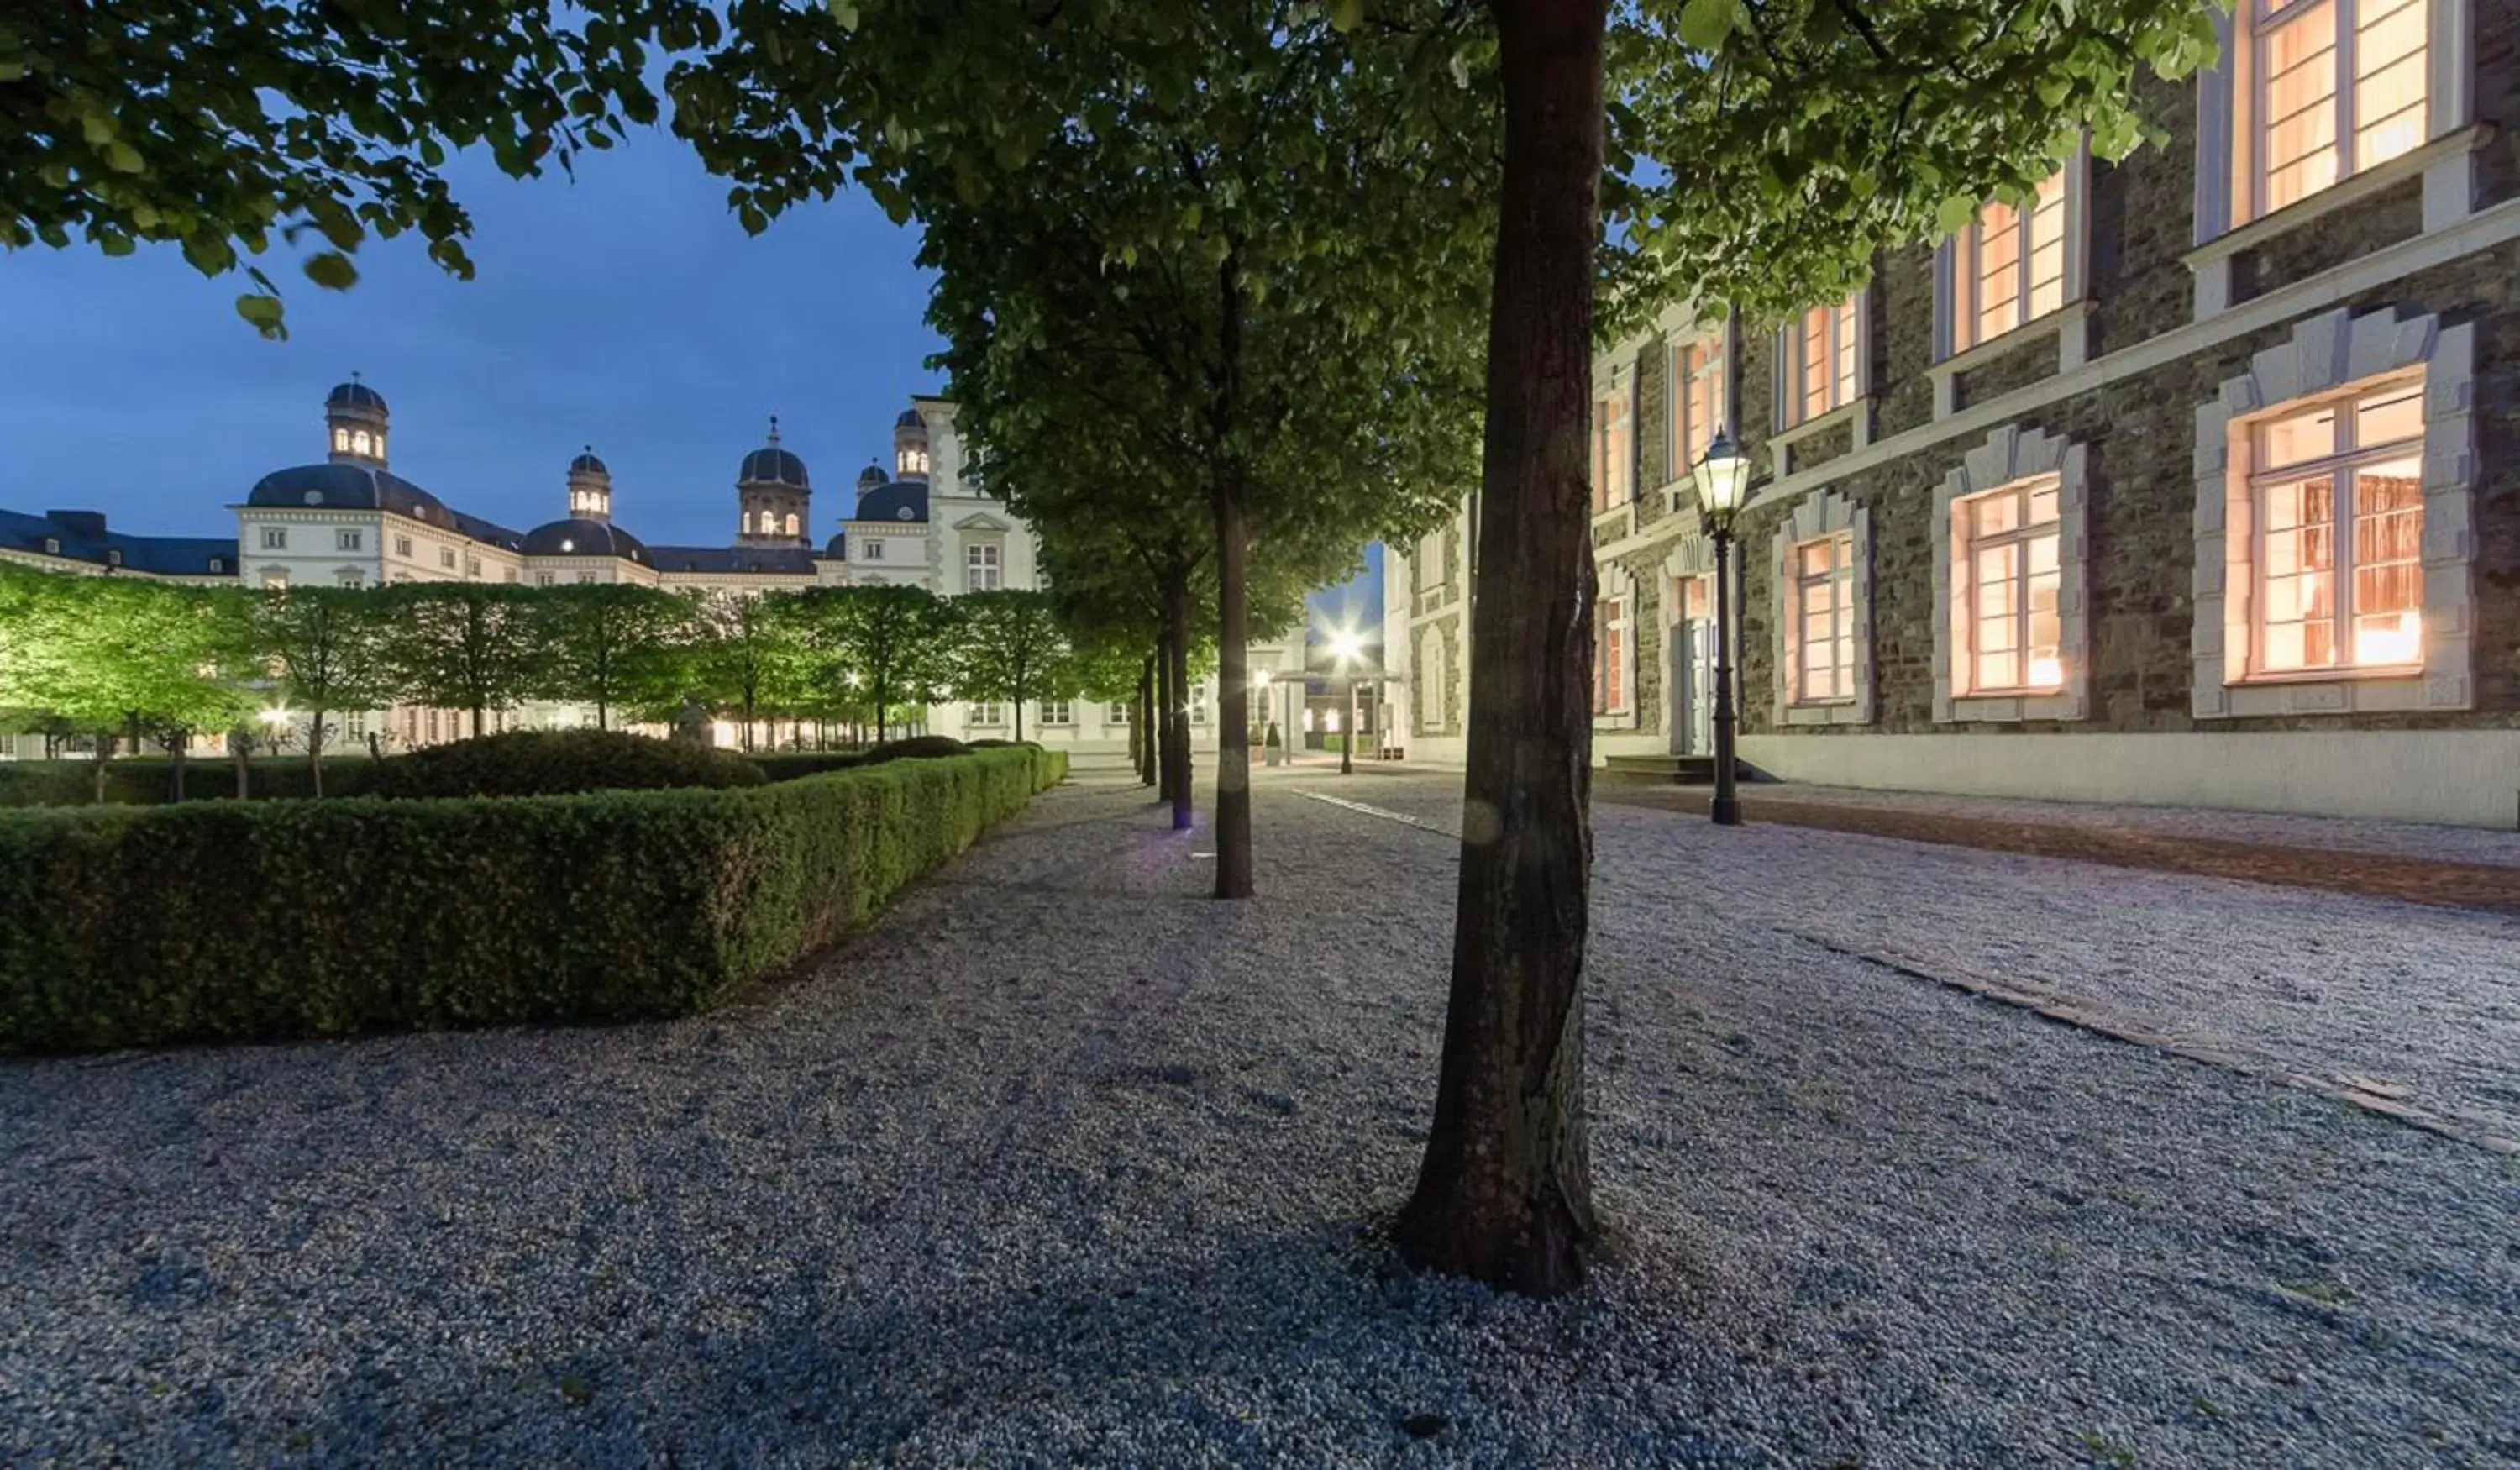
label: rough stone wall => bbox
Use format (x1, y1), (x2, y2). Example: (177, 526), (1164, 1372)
(1782, 416), (1856, 475)
(2234, 178), (2425, 301)
(1635, 336), (1672, 493)
(1874, 244), (1938, 438)
(2087, 72), (2200, 359)
(1954, 333), (2061, 412)
(2479, 0), (2520, 208)
(1735, 244), (2520, 738)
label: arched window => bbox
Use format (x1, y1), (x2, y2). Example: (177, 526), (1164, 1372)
(352, 430), (371, 455)
(742, 510), (754, 534)
(333, 428), (350, 452)
(784, 512), (799, 536)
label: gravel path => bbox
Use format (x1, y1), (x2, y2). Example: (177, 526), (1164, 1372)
(1688, 780), (2520, 868)
(4, 770), (2517, 1467)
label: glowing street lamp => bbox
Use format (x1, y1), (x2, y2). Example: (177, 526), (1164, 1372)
(1326, 624), (1367, 775)
(1692, 427), (1755, 827)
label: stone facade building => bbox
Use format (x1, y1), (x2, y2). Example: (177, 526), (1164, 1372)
(1389, 0), (2520, 825)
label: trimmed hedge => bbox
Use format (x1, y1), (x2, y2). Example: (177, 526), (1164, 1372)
(0, 756), (365, 808)
(750, 750), (877, 782)
(363, 729), (765, 799)
(866, 734), (972, 761)
(0, 747), (1067, 1053)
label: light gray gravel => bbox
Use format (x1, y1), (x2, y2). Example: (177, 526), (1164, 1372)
(3, 769), (2517, 1467)
(1705, 780), (2520, 868)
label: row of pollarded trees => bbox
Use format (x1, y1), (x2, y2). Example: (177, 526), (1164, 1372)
(0, 564), (1100, 798)
(28, 0), (2223, 1293)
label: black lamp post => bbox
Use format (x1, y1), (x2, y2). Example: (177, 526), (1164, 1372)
(1693, 428), (1754, 827)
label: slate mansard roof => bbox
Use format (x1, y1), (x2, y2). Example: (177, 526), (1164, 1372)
(522, 517), (648, 561)
(647, 544), (826, 575)
(853, 481), (929, 524)
(0, 507), (237, 577)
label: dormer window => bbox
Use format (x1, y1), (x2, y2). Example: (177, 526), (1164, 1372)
(106, 549), (123, 568)
(43, 537), (60, 555)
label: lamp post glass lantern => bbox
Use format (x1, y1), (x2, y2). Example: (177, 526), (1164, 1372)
(1692, 430), (1753, 826)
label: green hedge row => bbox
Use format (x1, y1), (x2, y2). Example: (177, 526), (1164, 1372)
(0, 747), (1068, 1053)
(0, 756), (364, 807)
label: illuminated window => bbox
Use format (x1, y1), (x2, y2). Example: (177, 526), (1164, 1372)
(1593, 597), (1629, 715)
(2249, 0), (2428, 219)
(966, 543), (1001, 591)
(1789, 534), (1857, 703)
(352, 430), (371, 455)
(333, 428), (351, 453)
(742, 511), (754, 535)
(1590, 391), (1631, 514)
(1782, 294), (1863, 427)
(2250, 377), (2425, 673)
(1670, 333), (1729, 475)
(1954, 174), (2067, 351)
(1956, 477), (2065, 693)
(1042, 700), (1074, 726)
(784, 512), (799, 537)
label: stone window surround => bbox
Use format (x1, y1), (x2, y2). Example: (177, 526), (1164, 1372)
(2192, 305), (2476, 718)
(1928, 143), (2097, 417)
(1656, 520), (1742, 738)
(1932, 424), (2094, 723)
(1593, 559), (1641, 730)
(1417, 625), (1447, 732)
(1588, 355), (1646, 529)
(1770, 488), (1877, 727)
(2188, 0), (2479, 320)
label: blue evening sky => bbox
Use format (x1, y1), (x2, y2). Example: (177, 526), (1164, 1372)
(0, 130), (1378, 612)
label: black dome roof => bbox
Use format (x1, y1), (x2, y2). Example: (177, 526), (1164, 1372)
(570, 450), (609, 475)
(822, 529), (848, 559)
(739, 446), (810, 488)
(857, 461), (888, 487)
(895, 409), (927, 430)
(855, 481), (929, 524)
(522, 517), (648, 560)
(325, 381), (387, 415)
(247, 464), (446, 520)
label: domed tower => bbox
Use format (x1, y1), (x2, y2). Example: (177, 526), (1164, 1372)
(567, 447), (612, 522)
(893, 409), (931, 481)
(324, 374), (390, 467)
(736, 415), (811, 547)
(855, 460), (887, 509)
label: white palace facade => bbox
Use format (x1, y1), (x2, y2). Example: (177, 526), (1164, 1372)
(2, 380), (1218, 757)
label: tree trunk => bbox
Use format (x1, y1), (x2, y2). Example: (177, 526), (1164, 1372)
(92, 744), (109, 805)
(597, 700), (610, 732)
(1154, 631), (1179, 803)
(310, 706), (327, 799)
(1213, 488), (1254, 897)
(1163, 574), (1194, 831)
(1395, 0), (1607, 1299)
(1135, 656), (1157, 785)
(234, 743), (251, 801)
(169, 737), (186, 803)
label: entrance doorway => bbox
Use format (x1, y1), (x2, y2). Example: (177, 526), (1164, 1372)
(1667, 575), (1716, 757)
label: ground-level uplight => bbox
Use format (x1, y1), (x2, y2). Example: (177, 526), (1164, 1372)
(1693, 428), (1754, 827)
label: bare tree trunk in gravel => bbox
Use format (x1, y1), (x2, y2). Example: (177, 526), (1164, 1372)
(1395, 0), (1605, 1298)
(1155, 633), (1179, 802)
(1163, 574), (1194, 832)
(1213, 486), (1253, 896)
(1135, 654), (1157, 785)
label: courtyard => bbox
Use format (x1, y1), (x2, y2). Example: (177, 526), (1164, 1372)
(3, 769), (2515, 1467)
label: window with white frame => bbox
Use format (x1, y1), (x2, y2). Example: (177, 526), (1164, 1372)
(1042, 699), (1074, 727)
(1671, 333), (1729, 474)
(2250, 377), (2425, 673)
(1955, 476), (2065, 693)
(1593, 596), (1630, 715)
(336, 570), (364, 588)
(337, 528), (363, 552)
(1954, 174), (2067, 352)
(260, 527), (287, 550)
(1590, 390), (1631, 514)
(537, 572), (556, 587)
(966, 543), (1002, 591)
(969, 702), (1003, 727)
(1108, 701), (1131, 724)
(2247, 0), (2429, 220)
(439, 548), (456, 569)
(862, 539), (885, 561)
(1189, 683), (1209, 724)
(1788, 534), (1858, 703)
(577, 572), (597, 584)
(1782, 294), (1863, 427)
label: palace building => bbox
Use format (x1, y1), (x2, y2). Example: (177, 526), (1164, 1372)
(1389, 0), (2519, 827)
(3, 381), (1186, 754)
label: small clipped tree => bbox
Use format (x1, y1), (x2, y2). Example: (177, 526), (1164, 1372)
(791, 585), (953, 743)
(249, 584), (397, 796)
(532, 582), (698, 731)
(690, 588), (804, 750)
(377, 581), (547, 738)
(952, 590), (1069, 742)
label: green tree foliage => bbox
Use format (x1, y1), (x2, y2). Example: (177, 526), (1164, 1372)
(949, 590), (1069, 742)
(671, 0), (1491, 893)
(689, 589), (808, 749)
(0, 567), (249, 801)
(532, 583), (700, 731)
(0, 0), (727, 335)
(249, 585), (401, 795)
(375, 581), (546, 735)
(789, 585), (954, 743)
